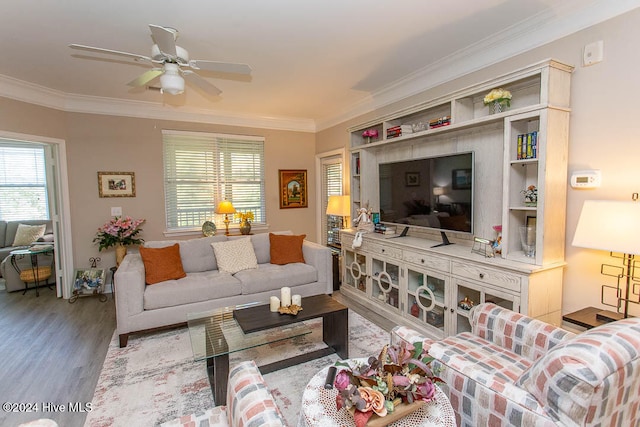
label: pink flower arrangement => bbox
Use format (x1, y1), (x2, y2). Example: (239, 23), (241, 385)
(334, 341), (442, 427)
(362, 129), (379, 140)
(93, 216), (145, 251)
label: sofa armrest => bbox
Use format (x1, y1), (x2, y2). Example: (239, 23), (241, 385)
(227, 361), (286, 426)
(470, 303), (575, 362)
(114, 254), (146, 333)
(302, 240), (333, 294)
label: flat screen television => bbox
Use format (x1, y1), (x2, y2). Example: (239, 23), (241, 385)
(378, 152), (474, 245)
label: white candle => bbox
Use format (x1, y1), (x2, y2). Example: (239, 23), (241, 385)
(292, 294), (302, 307)
(270, 296), (280, 312)
(281, 287), (291, 307)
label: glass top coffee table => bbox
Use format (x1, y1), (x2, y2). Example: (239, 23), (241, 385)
(187, 302), (311, 404)
(187, 294), (349, 405)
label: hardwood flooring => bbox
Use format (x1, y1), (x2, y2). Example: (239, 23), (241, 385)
(0, 287), (391, 427)
(0, 287), (116, 427)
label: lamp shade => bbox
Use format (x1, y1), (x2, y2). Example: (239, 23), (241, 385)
(572, 200), (640, 255)
(326, 195), (350, 217)
(216, 200), (236, 214)
(160, 64), (185, 95)
(433, 187), (445, 196)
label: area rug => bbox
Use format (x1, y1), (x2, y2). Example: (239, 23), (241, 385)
(84, 309), (390, 427)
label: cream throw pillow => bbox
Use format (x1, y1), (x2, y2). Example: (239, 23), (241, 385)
(13, 224), (47, 246)
(211, 238), (258, 275)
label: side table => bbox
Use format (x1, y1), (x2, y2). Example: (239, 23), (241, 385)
(562, 306), (609, 329)
(10, 245), (54, 297)
(297, 360), (456, 427)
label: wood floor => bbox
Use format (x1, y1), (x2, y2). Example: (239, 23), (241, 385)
(0, 287), (392, 427)
(0, 287), (116, 427)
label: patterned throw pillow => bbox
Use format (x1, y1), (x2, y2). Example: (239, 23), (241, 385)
(211, 238), (258, 274)
(12, 223), (46, 246)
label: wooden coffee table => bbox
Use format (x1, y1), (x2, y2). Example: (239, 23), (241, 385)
(187, 294), (349, 404)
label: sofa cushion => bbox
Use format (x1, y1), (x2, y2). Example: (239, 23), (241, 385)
(235, 263), (318, 294)
(5, 220), (52, 247)
(0, 221), (6, 247)
(139, 243), (187, 285)
(12, 223), (46, 246)
(212, 238), (258, 275)
(269, 233), (306, 265)
(229, 231), (293, 264)
(144, 235), (228, 273)
(143, 270), (242, 310)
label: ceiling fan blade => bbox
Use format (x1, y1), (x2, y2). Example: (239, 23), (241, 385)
(69, 44), (152, 63)
(182, 71), (222, 96)
(149, 24), (177, 58)
(188, 60), (252, 75)
(127, 69), (164, 87)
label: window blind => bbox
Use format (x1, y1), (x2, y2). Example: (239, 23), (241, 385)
(0, 142), (49, 221)
(322, 158), (343, 245)
(163, 130), (265, 232)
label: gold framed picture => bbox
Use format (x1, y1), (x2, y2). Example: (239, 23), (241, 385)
(279, 169), (308, 209)
(97, 171), (136, 198)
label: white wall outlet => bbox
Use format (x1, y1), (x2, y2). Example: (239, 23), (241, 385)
(583, 40), (604, 66)
(111, 206), (122, 217)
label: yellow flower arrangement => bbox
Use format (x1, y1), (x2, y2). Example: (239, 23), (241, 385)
(236, 211), (254, 222)
(483, 88), (512, 107)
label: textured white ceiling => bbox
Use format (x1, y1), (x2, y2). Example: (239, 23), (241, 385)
(0, 0), (637, 129)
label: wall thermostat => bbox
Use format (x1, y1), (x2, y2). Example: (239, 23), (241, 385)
(570, 170), (601, 188)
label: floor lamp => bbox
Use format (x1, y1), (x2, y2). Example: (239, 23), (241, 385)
(216, 200), (236, 235)
(572, 199), (640, 321)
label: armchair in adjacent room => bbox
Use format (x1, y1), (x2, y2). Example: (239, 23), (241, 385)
(391, 303), (640, 427)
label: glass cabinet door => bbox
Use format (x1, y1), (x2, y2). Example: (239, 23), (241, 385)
(406, 267), (448, 336)
(452, 279), (520, 334)
(370, 257), (400, 310)
(344, 249), (367, 293)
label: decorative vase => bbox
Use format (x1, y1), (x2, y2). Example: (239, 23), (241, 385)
(115, 244), (127, 267)
(239, 220), (251, 235)
(524, 200), (537, 207)
(492, 101), (504, 114)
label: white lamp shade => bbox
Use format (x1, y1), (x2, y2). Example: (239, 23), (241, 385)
(326, 195), (350, 216)
(433, 187), (445, 196)
(160, 64), (185, 95)
(572, 200), (640, 255)
(216, 200), (236, 214)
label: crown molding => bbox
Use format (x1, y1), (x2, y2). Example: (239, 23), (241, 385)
(316, 0), (640, 131)
(0, 74), (316, 133)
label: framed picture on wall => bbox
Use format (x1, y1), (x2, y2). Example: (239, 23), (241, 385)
(98, 171), (136, 197)
(405, 172), (420, 187)
(279, 169), (308, 209)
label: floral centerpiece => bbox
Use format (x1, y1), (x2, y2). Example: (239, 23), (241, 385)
(362, 129), (379, 143)
(521, 185), (538, 206)
(236, 211), (254, 235)
(93, 216), (145, 266)
(483, 88), (512, 113)
(334, 341), (442, 427)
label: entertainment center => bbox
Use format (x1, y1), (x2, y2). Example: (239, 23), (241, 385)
(341, 59), (573, 339)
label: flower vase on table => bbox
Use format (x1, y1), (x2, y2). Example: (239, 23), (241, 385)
(93, 216), (145, 267)
(236, 211), (254, 235)
(115, 244), (127, 267)
(239, 220), (251, 235)
(483, 88), (512, 115)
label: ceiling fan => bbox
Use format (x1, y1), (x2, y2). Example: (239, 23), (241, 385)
(69, 24), (251, 96)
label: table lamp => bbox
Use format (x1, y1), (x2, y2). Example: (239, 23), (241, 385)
(326, 195), (350, 229)
(572, 198), (640, 321)
(433, 187), (445, 205)
(216, 200), (236, 235)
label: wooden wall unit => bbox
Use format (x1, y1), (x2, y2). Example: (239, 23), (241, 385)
(342, 59), (572, 338)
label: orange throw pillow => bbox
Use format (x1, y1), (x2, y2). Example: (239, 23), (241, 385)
(139, 243), (187, 285)
(269, 233), (306, 265)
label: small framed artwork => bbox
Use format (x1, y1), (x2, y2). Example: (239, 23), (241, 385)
(452, 168), (472, 190)
(405, 172), (420, 187)
(98, 171), (136, 198)
(72, 268), (106, 295)
(279, 169), (308, 209)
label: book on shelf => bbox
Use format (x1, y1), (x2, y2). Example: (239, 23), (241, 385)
(429, 116), (451, 129)
(516, 131), (538, 160)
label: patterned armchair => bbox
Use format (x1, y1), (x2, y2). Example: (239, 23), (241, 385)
(392, 303), (640, 427)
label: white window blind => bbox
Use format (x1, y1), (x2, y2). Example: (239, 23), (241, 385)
(0, 142), (49, 221)
(322, 157), (343, 246)
(163, 130), (265, 232)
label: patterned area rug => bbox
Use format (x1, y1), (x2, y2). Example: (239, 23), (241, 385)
(84, 309), (390, 427)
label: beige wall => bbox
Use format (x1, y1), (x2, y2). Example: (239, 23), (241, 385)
(317, 8), (640, 316)
(0, 105), (317, 269)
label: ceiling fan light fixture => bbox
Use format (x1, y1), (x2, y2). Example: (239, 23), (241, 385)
(160, 64), (184, 95)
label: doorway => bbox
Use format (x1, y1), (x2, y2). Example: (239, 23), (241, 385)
(0, 131), (73, 298)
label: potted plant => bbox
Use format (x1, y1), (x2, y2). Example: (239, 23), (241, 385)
(93, 216), (145, 266)
(483, 88), (512, 114)
(521, 185), (538, 207)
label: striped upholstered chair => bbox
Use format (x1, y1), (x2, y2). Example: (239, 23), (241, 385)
(392, 303), (640, 427)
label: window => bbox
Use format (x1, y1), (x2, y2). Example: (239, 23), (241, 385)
(163, 130), (265, 232)
(321, 156), (343, 246)
(0, 142), (49, 221)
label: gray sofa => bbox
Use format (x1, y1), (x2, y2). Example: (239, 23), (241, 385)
(115, 231), (333, 347)
(0, 220), (55, 292)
